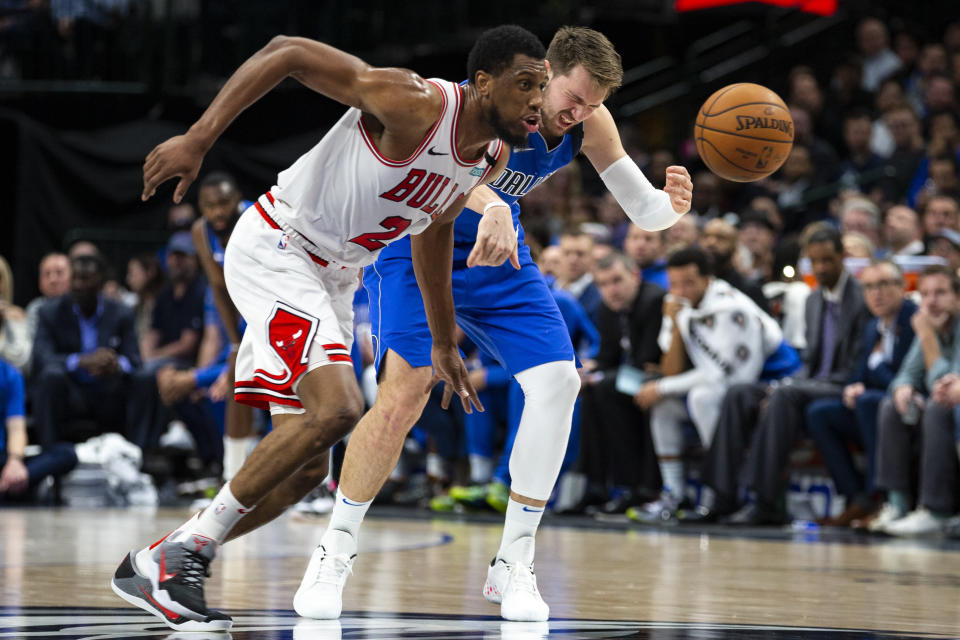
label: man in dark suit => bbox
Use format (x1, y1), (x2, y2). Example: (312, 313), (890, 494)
(31, 254), (141, 447)
(576, 251), (665, 513)
(694, 227), (870, 524)
(806, 259), (916, 526)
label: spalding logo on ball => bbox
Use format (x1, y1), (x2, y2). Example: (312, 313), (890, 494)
(695, 83), (794, 182)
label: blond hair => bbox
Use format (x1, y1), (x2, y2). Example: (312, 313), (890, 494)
(546, 26), (623, 94)
(0, 255), (13, 305)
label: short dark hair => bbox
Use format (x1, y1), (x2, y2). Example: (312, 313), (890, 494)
(199, 171), (240, 193)
(805, 226), (843, 253)
(843, 107), (872, 123)
(919, 264), (960, 294)
(666, 246), (712, 277)
(595, 251), (636, 272)
(467, 25), (545, 83)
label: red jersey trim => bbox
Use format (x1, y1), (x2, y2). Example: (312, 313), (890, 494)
(450, 83), (484, 168)
(356, 79), (447, 167)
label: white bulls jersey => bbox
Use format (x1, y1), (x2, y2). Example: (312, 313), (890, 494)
(268, 78), (504, 268)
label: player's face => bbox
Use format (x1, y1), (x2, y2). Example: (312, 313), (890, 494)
(198, 183), (241, 233)
(486, 54), (546, 147)
(541, 64), (608, 138)
(667, 264), (709, 308)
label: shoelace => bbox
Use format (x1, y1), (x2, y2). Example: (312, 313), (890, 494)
(315, 552), (354, 585)
(507, 562), (539, 596)
(174, 549), (212, 590)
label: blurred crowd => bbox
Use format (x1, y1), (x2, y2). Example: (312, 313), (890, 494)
(4, 15), (960, 537)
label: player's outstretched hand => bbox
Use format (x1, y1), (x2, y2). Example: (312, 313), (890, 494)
(664, 165), (693, 214)
(425, 345), (485, 414)
(142, 133), (208, 203)
(467, 203), (520, 270)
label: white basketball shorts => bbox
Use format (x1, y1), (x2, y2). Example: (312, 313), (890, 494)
(224, 194), (358, 415)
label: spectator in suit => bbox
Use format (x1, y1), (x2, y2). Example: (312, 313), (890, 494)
(623, 224), (669, 291)
(869, 265), (960, 536)
(695, 227), (870, 524)
(31, 254), (141, 447)
(25, 252), (71, 342)
(575, 252), (664, 513)
(557, 229), (602, 321)
(0, 358), (77, 502)
(806, 259), (917, 526)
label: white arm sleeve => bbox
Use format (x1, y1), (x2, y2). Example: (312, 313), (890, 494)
(600, 155), (683, 231)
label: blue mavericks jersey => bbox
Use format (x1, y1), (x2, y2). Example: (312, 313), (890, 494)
(375, 123), (584, 265)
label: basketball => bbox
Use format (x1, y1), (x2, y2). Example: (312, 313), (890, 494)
(694, 83), (794, 183)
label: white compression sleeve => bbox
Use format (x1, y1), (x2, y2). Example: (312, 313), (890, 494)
(509, 360), (581, 500)
(600, 155), (683, 231)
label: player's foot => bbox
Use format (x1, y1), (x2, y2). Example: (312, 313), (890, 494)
(626, 492), (679, 524)
(293, 529), (357, 619)
(483, 536), (549, 622)
(110, 518), (230, 632)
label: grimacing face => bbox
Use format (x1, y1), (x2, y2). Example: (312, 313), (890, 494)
(539, 63), (609, 139)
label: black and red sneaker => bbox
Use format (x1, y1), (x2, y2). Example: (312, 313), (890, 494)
(110, 525), (231, 632)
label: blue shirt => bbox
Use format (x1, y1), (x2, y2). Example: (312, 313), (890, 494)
(642, 260), (670, 291)
(64, 297), (133, 378)
(377, 115), (584, 266)
(0, 360), (25, 452)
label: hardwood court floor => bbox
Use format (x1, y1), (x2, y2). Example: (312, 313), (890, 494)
(2, 507), (960, 639)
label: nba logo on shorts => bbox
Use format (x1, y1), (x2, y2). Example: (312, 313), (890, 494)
(278, 233), (289, 250)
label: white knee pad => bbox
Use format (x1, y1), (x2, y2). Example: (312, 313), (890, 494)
(650, 397), (688, 457)
(509, 360), (581, 501)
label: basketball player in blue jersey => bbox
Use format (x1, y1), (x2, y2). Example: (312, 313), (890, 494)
(190, 172), (257, 484)
(313, 27), (693, 622)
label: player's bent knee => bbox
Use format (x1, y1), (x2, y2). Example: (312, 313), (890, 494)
(303, 402), (363, 451)
(374, 392), (429, 439)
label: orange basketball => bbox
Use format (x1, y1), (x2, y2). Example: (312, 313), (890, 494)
(694, 83), (794, 182)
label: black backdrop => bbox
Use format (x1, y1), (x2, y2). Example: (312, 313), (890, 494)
(1, 108), (325, 304)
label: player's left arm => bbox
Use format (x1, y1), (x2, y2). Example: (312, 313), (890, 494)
(411, 198), (484, 415)
(464, 148), (520, 269)
(581, 105), (692, 230)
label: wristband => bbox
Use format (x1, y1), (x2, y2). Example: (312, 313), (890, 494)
(482, 201), (510, 214)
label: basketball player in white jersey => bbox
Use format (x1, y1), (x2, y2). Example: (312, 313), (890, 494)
(110, 26), (547, 632)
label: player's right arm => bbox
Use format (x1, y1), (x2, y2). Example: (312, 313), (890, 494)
(143, 36), (442, 202)
(191, 220), (241, 349)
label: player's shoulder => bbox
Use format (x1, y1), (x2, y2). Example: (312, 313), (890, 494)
(360, 69), (450, 135)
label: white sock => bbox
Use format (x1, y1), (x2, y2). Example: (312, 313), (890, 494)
(327, 487), (372, 540)
(659, 459), (684, 499)
(222, 436), (249, 482)
(469, 454), (493, 484)
(190, 482), (251, 544)
(426, 453), (446, 480)
(497, 497), (544, 562)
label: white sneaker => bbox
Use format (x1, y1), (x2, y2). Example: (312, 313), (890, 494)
(867, 502), (905, 533)
(484, 537), (549, 622)
(293, 486), (335, 517)
(884, 507), (946, 538)
(293, 530), (357, 619)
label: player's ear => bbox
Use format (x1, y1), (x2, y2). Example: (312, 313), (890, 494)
(474, 70), (493, 98)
